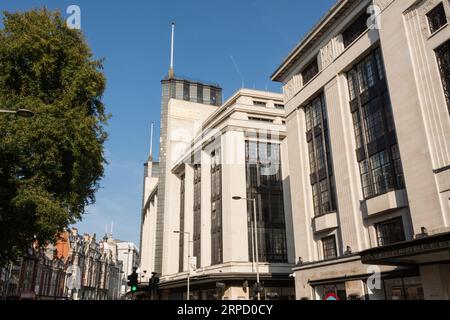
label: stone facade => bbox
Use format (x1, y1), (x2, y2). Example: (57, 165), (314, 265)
(272, 0), (450, 300)
(140, 89), (296, 300)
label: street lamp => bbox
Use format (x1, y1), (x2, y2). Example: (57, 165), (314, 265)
(0, 109), (34, 118)
(174, 230), (192, 301)
(232, 196), (261, 300)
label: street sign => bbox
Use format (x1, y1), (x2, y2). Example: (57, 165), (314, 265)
(189, 257), (197, 273)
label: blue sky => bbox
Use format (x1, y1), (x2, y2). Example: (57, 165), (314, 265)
(1, 0), (335, 247)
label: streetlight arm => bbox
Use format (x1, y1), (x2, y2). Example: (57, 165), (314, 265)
(0, 109), (34, 117)
(0, 109), (16, 114)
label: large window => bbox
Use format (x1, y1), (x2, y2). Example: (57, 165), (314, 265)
(193, 164), (201, 267)
(376, 217), (406, 246)
(211, 149), (223, 265)
(343, 11), (371, 48)
(178, 174), (185, 272)
(246, 141), (288, 263)
(322, 235), (337, 260)
(305, 94), (337, 216)
(427, 3), (447, 34)
(348, 48), (405, 199)
(436, 40), (450, 113)
(302, 58), (319, 84)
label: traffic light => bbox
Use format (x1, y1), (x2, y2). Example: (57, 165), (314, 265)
(148, 273), (160, 300)
(149, 272), (160, 289)
(127, 270), (138, 293)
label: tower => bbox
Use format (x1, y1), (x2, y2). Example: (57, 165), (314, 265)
(152, 23), (223, 274)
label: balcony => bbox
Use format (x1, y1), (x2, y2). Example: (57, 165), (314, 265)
(363, 189), (408, 218)
(313, 211), (338, 234)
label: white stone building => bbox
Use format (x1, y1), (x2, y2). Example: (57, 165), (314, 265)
(116, 241), (139, 297)
(140, 87), (296, 300)
(272, 0), (450, 300)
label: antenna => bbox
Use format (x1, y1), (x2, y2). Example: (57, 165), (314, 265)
(149, 122), (154, 162)
(110, 221), (114, 237)
(230, 54), (245, 88)
(169, 22), (175, 78)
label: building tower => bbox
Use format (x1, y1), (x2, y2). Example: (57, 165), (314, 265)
(152, 23), (223, 274)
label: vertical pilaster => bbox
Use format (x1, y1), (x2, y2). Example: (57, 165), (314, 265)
(221, 130), (249, 263)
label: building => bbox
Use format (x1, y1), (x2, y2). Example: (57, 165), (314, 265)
(272, 0), (450, 300)
(140, 86), (296, 300)
(0, 228), (122, 300)
(1, 245), (67, 300)
(153, 75), (223, 277)
(116, 241), (139, 297)
(63, 228), (122, 300)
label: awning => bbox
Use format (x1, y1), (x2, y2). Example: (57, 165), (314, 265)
(360, 232), (450, 266)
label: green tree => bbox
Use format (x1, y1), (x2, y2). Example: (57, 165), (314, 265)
(0, 8), (109, 266)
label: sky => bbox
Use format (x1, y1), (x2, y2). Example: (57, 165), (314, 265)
(0, 0), (335, 247)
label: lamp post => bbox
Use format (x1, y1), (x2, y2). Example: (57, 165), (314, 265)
(0, 109), (34, 118)
(174, 231), (192, 301)
(232, 196), (260, 300)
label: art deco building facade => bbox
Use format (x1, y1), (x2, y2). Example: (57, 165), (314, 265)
(272, 0), (450, 300)
(140, 88), (296, 300)
(153, 74), (222, 276)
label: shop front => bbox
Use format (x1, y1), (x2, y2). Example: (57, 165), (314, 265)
(360, 231), (450, 300)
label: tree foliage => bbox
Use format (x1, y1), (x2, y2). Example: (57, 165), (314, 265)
(0, 8), (109, 266)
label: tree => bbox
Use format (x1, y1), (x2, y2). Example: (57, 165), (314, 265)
(0, 8), (109, 266)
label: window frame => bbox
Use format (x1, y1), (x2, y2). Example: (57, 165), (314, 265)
(304, 94), (337, 216)
(322, 235), (338, 260)
(245, 141), (288, 263)
(193, 164), (202, 267)
(427, 2), (447, 35)
(342, 11), (371, 48)
(210, 148), (223, 265)
(302, 58), (319, 85)
(178, 174), (186, 272)
(435, 39), (450, 114)
(347, 48), (405, 199)
(376, 217), (406, 247)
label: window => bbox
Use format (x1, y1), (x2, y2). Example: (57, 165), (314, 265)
(253, 101), (267, 107)
(178, 174), (185, 272)
(183, 82), (190, 101)
(193, 164), (201, 267)
(245, 141), (288, 263)
(343, 11), (371, 48)
(274, 104), (285, 109)
(348, 48), (405, 198)
(197, 84), (204, 104)
(427, 3), (447, 34)
(211, 148), (223, 265)
(322, 235), (337, 260)
(248, 117), (273, 123)
(435, 40), (450, 113)
(376, 217), (406, 246)
(210, 87), (219, 106)
(304, 94), (337, 216)
(302, 58), (319, 84)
